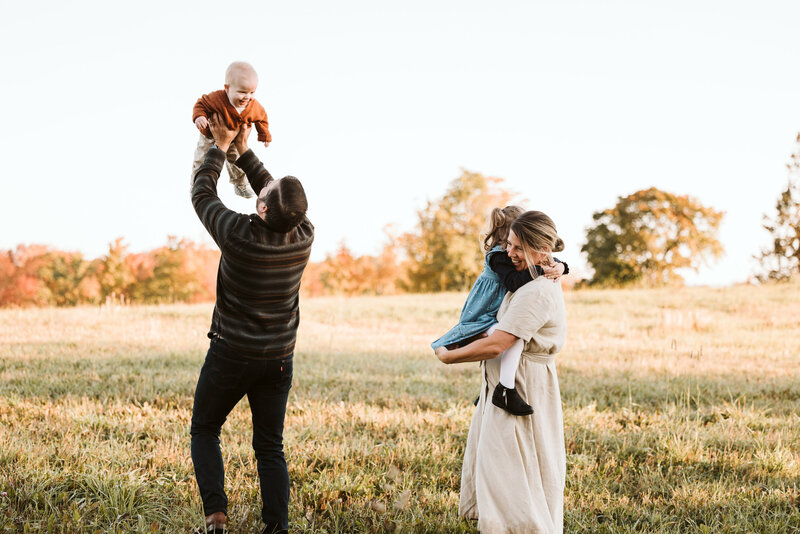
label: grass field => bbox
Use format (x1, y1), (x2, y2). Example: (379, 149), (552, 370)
(1, 283), (799, 533)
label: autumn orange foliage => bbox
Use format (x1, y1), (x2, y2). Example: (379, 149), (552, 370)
(0, 236), (409, 306)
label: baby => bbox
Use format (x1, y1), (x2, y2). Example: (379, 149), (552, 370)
(190, 61), (271, 198)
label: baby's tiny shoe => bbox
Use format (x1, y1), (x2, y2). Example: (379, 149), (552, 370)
(233, 181), (255, 198)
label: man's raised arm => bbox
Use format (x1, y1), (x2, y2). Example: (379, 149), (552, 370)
(191, 115), (241, 248)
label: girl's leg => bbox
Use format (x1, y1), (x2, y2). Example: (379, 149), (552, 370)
(487, 322), (524, 388)
(491, 327), (532, 416)
(498, 337), (524, 389)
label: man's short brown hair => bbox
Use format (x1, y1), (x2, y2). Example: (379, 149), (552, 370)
(264, 176), (308, 232)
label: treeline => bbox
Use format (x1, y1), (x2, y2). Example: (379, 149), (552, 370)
(0, 237), (219, 307)
(0, 234), (408, 307)
(3, 134), (799, 307)
(0, 169), (518, 307)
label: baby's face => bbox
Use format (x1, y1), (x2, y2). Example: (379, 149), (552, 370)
(225, 74), (257, 109)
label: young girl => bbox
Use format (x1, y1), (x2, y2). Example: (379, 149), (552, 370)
(431, 206), (568, 416)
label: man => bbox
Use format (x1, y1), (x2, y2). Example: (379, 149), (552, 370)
(190, 115), (313, 534)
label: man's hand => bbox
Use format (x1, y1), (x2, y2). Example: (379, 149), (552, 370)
(233, 123), (252, 156)
(263, 140), (270, 148)
(208, 114), (238, 152)
(542, 261), (565, 282)
(194, 116), (209, 130)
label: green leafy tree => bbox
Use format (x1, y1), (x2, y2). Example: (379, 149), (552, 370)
(130, 237), (204, 303)
(403, 170), (517, 292)
(581, 187), (724, 287)
(757, 134), (800, 281)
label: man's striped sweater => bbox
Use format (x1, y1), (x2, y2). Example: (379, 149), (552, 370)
(192, 147), (314, 359)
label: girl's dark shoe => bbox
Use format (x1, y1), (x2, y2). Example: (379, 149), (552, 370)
(492, 384), (533, 416)
(261, 525), (288, 534)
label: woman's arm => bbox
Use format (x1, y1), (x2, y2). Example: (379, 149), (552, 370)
(436, 329), (519, 364)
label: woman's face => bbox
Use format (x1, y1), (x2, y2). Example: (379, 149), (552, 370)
(506, 230), (549, 271)
(506, 230), (528, 271)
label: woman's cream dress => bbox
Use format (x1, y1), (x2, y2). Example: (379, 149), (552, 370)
(459, 277), (567, 534)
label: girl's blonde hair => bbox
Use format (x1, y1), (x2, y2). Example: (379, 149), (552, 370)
(483, 205), (525, 252)
(509, 211), (565, 277)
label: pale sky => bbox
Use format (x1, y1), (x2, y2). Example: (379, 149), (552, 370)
(1, 1), (798, 285)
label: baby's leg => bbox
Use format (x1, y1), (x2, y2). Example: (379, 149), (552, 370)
(190, 134), (215, 192)
(499, 337), (524, 389)
(225, 147), (255, 198)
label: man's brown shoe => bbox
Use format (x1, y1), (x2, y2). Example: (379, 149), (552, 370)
(193, 511), (226, 533)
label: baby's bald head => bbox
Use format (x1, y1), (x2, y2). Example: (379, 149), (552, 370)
(224, 62), (259, 109)
(225, 61), (258, 86)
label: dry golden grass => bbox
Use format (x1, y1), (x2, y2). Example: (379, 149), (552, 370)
(0, 283), (799, 532)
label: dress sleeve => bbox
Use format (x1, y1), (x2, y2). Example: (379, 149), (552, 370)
(495, 285), (553, 343)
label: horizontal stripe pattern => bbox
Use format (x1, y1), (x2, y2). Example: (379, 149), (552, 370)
(192, 148), (313, 359)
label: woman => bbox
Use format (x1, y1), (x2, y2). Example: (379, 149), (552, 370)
(436, 211), (567, 534)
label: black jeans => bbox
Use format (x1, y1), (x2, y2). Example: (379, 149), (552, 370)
(190, 338), (293, 529)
